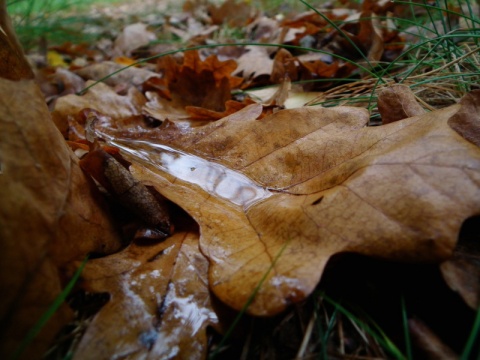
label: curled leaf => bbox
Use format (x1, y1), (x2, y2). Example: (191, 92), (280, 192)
(378, 84), (425, 124)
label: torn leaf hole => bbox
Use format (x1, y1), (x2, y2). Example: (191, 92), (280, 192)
(311, 196), (324, 206)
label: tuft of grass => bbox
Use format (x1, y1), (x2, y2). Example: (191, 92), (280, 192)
(7, 0), (121, 50)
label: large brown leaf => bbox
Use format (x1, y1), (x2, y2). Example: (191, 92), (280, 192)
(88, 94), (480, 316)
(0, 78), (122, 359)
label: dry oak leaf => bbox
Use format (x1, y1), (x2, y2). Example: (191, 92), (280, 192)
(233, 46), (275, 82)
(0, 78), (122, 359)
(96, 95), (480, 316)
(72, 228), (218, 360)
(157, 50), (243, 112)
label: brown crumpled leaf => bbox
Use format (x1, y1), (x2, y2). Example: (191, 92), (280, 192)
(0, 78), (122, 359)
(378, 84), (425, 124)
(72, 227), (218, 360)
(90, 92), (480, 316)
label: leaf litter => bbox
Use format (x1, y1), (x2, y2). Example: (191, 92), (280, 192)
(2, 0), (480, 359)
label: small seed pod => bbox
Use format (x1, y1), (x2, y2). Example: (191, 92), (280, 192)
(80, 148), (172, 236)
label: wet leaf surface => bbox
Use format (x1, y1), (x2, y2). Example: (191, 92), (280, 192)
(73, 226), (218, 360)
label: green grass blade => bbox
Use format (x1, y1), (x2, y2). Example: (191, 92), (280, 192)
(461, 304), (480, 360)
(321, 293), (406, 360)
(401, 295), (413, 360)
(9, 256), (89, 360)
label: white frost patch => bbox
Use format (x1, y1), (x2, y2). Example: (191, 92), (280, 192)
(150, 269), (161, 278)
(163, 244), (176, 255)
(166, 286), (214, 335)
(121, 273), (152, 324)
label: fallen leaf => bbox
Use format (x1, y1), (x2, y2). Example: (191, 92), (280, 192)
(157, 50), (243, 111)
(143, 91), (189, 123)
(378, 84), (425, 124)
(440, 215), (480, 309)
(448, 90), (480, 147)
(246, 16), (280, 42)
(112, 23), (156, 57)
(186, 99), (254, 121)
(270, 48), (298, 84)
(335, 11), (384, 64)
(89, 95), (480, 316)
(441, 256), (480, 310)
(72, 227), (218, 360)
(52, 81), (147, 132)
(75, 61), (160, 88)
(207, 0), (255, 27)
(0, 78), (122, 359)
(234, 46), (275, 82)
(36, 67), (86, 104)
